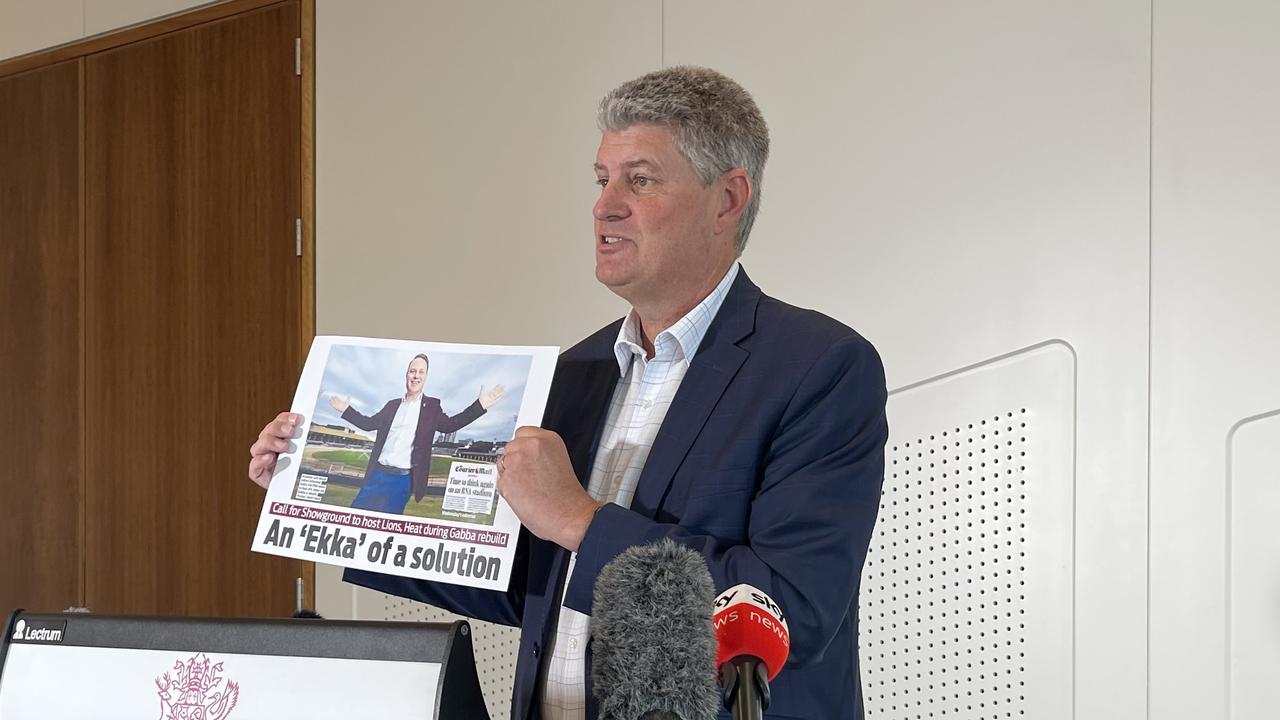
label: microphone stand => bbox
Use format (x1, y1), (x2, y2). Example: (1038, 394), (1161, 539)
(719, 658), (771, 720)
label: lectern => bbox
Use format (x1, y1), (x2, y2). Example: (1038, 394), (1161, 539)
(0, 610), (489, 719)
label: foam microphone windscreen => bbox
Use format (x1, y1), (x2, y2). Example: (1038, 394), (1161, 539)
(591, 539), (721, 720)
(712, 584), (790, 681)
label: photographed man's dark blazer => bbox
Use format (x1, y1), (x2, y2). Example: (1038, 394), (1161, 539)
(341, 396), (486, 502)
(346, 269), (889, 719)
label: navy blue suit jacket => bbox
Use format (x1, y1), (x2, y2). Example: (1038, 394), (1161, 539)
(346, 269), (888, 719)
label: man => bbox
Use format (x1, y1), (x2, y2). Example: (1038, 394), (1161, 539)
(249, 67), (887, 719)
(325, 353), (505, 513)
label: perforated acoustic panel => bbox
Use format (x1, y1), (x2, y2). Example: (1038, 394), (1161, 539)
(861, 342), (1075, 719)
(363, 590), (519, 720)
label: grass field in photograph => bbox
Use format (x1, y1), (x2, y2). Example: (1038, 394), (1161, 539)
(311, 449), (453, 477)
(310, 453), (498, 525)
(311, 449), (369, 466)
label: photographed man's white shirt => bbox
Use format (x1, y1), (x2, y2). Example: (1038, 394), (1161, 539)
(540, 263), (740, 720)
(377, 394), (423, 469)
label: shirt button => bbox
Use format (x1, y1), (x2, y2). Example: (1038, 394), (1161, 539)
(569, 638), (579, 650)
(641, 399), (653, 409)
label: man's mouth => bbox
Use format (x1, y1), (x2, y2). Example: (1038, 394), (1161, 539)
(600, 235), (628, 245)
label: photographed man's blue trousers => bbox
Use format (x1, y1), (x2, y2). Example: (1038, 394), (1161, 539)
(351, 467), (411, 513)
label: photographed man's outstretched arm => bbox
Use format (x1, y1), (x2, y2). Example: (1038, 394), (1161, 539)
(479, 384), (506, 410)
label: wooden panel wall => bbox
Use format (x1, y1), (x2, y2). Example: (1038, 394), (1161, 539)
(83, 3), (304, 616)
(0, 60), (84, 613)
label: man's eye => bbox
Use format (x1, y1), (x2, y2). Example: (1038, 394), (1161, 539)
(633, 176), (651, 187)
(595, 178), (609, 188)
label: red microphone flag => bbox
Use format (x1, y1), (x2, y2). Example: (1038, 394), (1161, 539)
(712, 583), (791, 681)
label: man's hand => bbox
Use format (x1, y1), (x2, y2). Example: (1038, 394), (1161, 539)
(497, 427), (601, 552)
(479, 384), (506, 410)
(248, 412), (303, 489)
(328, 394), (351, 413)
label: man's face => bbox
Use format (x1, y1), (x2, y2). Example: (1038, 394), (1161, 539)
(405, 358), (428, 395)
(593, 124), (734, 308)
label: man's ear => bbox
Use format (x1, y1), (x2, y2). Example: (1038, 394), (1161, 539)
(714, 169), (752, 237)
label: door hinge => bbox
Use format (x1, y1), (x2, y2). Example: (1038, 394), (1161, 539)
(295, 218), (302, 257)
(295, 38), (302, 76)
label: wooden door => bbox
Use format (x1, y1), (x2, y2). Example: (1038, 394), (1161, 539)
(83, 2), (305, 616)
(0, 61), (83, 614)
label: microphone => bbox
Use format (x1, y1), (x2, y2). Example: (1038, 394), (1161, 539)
(591, 539), (721, 720)
(712, 584), (790, 720)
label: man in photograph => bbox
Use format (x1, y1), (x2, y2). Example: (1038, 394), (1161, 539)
(250, 67), (887, 719)
(327, 352), (505, 513)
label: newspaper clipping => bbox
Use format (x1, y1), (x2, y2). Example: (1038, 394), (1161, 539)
(252, 336), (558, 591)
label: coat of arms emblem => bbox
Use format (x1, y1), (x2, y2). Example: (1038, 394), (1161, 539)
(154, 653), (239, 720)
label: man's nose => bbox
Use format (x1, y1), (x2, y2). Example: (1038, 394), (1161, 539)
(593, 181), (630, 222)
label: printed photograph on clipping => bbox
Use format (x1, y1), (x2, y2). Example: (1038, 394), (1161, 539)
(252, 336), (558, 591)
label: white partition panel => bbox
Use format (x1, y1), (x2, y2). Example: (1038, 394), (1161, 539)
(1227, 412), (1280, 718)
(864, 342), (1074, 719)
(1150, 1), (1280, 718)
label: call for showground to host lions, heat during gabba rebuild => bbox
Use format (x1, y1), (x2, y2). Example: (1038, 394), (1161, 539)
(250, 335), (559, 591)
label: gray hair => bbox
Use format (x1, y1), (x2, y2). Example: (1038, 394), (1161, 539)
(598, 66), (770, 254)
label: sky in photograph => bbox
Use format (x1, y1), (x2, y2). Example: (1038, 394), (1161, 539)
(309, 344), (532, 442)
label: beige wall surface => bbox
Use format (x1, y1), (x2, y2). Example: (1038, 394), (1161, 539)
(82, 0), (211, 36)
(0, 0), (82, 60)
(315, 0), (660, 348)
(0, 0), (206, 61)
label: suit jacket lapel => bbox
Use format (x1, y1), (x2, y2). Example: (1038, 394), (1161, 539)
(630, 272), (760, 516)
(544, 334), (621, 489)
(563, 360), (618, 487)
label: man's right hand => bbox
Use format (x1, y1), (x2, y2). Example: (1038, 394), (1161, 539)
(248, 412), (303, 489)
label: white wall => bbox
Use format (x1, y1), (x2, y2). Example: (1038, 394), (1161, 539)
(0, 0), (209, 61)
(1149, 1), (1280, 718)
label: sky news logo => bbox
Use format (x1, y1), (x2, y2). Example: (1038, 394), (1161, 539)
(9, 618), (67, 643)
(713, 583), (789, 628)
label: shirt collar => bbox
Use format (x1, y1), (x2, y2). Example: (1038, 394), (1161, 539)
(612, 262), (741, 376)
